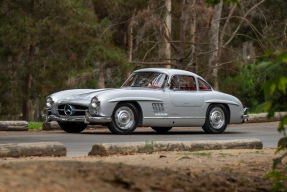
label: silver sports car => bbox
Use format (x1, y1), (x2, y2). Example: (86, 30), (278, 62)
(44, 68), (248, 134)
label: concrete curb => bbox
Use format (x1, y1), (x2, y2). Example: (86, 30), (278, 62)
(88, 139), (263, 156)
(0, 121), (28, 131)
(248, 112), (287, 123)
(0, 142), (67, 158)
(42, 121), (61, 130)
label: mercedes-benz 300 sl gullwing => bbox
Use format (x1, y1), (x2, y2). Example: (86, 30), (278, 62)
(44, 68), (248, 134)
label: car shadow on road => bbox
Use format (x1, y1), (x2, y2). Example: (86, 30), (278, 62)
(81, 131), (204, 135)
(80, 129), (245, 135)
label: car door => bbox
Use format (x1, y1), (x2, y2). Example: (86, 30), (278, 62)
(169, 75), (204, 107)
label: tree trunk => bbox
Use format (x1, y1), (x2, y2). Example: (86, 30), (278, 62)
(29, 100), (34, 122)
(178, 0), (189, 69)
(125, 8), (136, 79)
(22, 0), (35, 120)
(83, 0), (105, 88)
(243, 41), (255, 64)
(208, 0), (223, 91)
(98, 69), (105, 89)
(22, 65), (32, 120)
(191, 12), (198, 73)
(160, 0), (172, 68)
(34, 97), (40, 121)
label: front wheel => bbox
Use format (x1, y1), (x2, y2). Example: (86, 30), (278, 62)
(108, 103), (138, 134)
(202, 104), (228, 134)
(58, 122), (87, 133)
(151, 127), (172, 133)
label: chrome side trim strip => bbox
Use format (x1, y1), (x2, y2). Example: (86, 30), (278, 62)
(109, 97), (163, 103)
(205, 99), (240, 106)
(144, 116), (205, 120)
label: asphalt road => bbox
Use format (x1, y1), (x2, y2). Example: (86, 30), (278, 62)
(0, 121), (283, 157)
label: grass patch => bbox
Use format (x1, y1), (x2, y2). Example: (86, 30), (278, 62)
(192, 152), (212, 156)
(28, 122), (43, 130)
(145, 140), (154, 154)
(177, 152), (212, 157)
(217, 153), (233, 156)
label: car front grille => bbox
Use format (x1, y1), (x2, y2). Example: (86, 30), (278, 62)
(57, 104), (88, 116)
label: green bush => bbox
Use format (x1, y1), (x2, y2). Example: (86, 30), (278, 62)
(258, 51), (287, 191)
(221, 64), (262, 112)
(221, 58), (287, 113)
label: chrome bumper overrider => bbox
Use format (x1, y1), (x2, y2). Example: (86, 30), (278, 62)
(242, 107), (249, 122)
(43, 111), (111, 124)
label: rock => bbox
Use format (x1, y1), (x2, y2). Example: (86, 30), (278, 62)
(0, 121), (28, 131)
(248, 112), (287, 123)
(278, 137), (287, 148)
(88, 139), (263, 156)
(176, 156), (192, 161)
(0, 142), (67, 158)
(42, 121), (61, 130)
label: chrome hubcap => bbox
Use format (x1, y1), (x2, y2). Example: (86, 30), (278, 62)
(115, 107), (135, 130)
(209, 107), (225, 129)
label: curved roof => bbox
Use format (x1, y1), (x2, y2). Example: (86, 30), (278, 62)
(134, 68), (202, 79)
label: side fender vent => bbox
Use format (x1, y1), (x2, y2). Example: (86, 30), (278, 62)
(152, 103), (167, 115)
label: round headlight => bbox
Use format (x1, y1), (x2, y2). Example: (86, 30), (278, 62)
(91, 97), (100, 108)
(46, 97), (54, 108)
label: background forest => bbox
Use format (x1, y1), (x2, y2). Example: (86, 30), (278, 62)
(0, 0), (286, 121)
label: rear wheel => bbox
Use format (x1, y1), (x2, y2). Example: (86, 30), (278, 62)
(202, 104), (228, 134)
(151, 127), (172, 133)
(108, 103), (138, 134)
(58, 122), (87, 133)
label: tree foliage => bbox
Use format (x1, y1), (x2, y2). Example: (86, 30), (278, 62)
(221, 55), (287, 112)
(258, 51), (287, 191)
(220, 65), (261, 111)
(0, 0), (128, 120)
(0, 0), (287, 120)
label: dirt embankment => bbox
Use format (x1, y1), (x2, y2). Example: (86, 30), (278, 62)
(0, 148), (285, 192)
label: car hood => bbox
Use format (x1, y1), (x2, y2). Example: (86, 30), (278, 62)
(49, 87), (165, 104)
(49, 88), (118, 103)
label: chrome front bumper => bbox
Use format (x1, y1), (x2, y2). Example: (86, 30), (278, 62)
(43, 111), (111, 124)
(242, 108), (249, 122)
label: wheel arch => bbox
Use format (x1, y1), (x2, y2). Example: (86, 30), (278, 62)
(115, 101), (143, 126)
(207, 103), (230, 124)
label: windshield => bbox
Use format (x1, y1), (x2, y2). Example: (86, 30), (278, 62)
(122, 72), (168, 89)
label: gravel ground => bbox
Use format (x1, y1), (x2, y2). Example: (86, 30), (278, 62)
(0, 148), (286, 192)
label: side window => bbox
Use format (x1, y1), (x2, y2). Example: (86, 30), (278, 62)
(170, 75), (179, 89)
(198, 79), (211, 91)
(179, 75), (196, 91)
